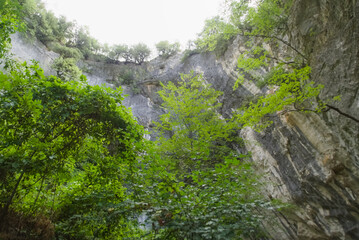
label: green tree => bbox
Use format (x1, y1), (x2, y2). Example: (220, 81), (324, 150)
(130, 73), (277, 239)
(0, 0), (22, 59)
(155, 40), (180, 58)
(130, 43), (151, 64)
(0, 61), (146, 237)
(156, 72), (236, 171)
(0, 9), (147, 237)
(48, 42), (83, 59)
(52, 56), (82, 81)
(195, 16), (237, 56)
(70, 26), (94, 59)
(194, 0), (340, 130)
(109, 44), (133, 62)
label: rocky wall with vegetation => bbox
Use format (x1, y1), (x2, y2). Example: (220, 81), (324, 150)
(8, 0), (359, 239)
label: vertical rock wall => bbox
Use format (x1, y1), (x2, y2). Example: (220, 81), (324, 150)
(241, 0), (359, 239)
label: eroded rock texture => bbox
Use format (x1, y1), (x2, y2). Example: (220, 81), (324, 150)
(243, 0), (359, 239)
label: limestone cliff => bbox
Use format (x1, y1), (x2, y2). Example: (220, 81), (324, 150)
(10, 0), (359, 239)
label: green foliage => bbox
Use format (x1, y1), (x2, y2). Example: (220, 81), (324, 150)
(52, 57), (82, 81)
(0, 6), (148, 237)
(156, 72), (236, 171)
(21, 0), (74, 45)
(129, 73), (278, 239)
(20, 0), (104, 61)
(195, 0), (296, 57)
(17, 0), (154, 64)
(222, 0), (292, 38)
(195, 16), (237, 56)
(0, 0), (23, 59)
(117, 68), (135, 85)
(131, 43), (151, 64)
(48, 42), (83, 59)
(234, 65), (325, 131)
(242, 0), (292, 37)
(68, 26), (101, 60)
(135, 156), (271, 239)
(155, 40), (180, 58)
(109, 44), (132, 62)
(108, 43), (151, 64)
(0, 58), (146, 237)
(195, 0), (331, 130)
(233, 46), (269, 90)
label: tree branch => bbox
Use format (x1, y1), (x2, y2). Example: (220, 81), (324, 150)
(325, 104), (359, 123)
(241, 32), (308, 61)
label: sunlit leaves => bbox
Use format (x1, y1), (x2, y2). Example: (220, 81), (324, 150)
(234, 65), (326, 131)
(155, 40), (180, 58)
(129, 72), (277, 239)
(0, 58), (146, 238)
(155, 72), (236, 171)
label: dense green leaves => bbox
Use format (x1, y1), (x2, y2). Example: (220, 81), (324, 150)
(0, 0), (22, 59)
(130, 73), (278, 239)
(193, 0), (332, 130)
(109, 44), (132, 62)
(235, 65), (325, 130)
(0, 1), (299, 238)
(108, 43), (151, 64)
(156, 72), (236, 171)
(155, 41), (180, 58)
(52, 57), (82, 81)
(195, 16), (237, 56)
(0, 58), (146, 237)
(131, 43), (151, 64)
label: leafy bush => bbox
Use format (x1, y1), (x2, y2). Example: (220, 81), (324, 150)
(0, 59), (146, 238)
(129, 73), (279, 239)
(118, 69), (135, 85)
(155, 41), (180, 58)
(52, 57), (82, 81)
(48, 42), (83, 59)
(195, 16), (237, 56)
(131, 43), (151, 64)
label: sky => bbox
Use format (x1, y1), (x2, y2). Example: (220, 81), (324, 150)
(42, 0), (225, 50)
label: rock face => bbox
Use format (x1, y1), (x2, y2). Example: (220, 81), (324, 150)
(9, 0), (358, 239)
(10, 33), (59, 75)
(251, 0), (359, 239)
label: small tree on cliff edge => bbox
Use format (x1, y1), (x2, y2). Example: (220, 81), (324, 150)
(156, 40), (180, 58)
(131, 43), (151, 64)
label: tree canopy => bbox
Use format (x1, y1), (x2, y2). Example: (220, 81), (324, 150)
(193, 0), (341, 130)
(155, 40), (180, 58)
(0, 4), (147, 237)
(129, 73), (277, 239)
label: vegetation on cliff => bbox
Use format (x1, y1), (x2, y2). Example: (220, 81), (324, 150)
(1, 2), (146, 238)
(128, 73), (278, 239)
(194, 0), (348, 129)
(4, 0), (349, 239)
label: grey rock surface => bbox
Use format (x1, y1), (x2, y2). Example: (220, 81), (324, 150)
(10, 33), (59, 75)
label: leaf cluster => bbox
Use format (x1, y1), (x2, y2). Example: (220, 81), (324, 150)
(52, 56), (82, 82)
(155, 41), (180, 58)
(195, 16), (238, 56)
(0, 0), (23, 59)
(109, 43), (151, 64)
(0, 58), (146, 238)
(128, 73), (280, 239)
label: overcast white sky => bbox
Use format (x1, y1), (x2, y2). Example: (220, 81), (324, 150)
(43, 0), (224, 50)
